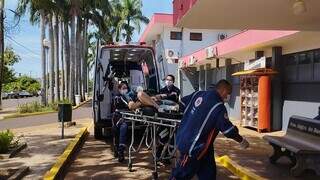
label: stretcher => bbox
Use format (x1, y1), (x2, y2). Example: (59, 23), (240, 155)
(120, 110), (182, 179)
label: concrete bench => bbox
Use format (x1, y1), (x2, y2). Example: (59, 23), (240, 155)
(263, 115), (320, 176)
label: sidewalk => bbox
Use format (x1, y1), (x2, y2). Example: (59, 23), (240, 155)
(214, 123), (320, 180)
(0, 118), (91, 179)
(65, 126), (239, 180)
(0, 107), (17, 119)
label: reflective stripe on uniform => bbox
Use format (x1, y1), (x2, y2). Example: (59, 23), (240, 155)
(222, 126), (234, 134)
(120, 96), (128, 105)
(184, 91), (200, 114)
(188, 102), (223, 157)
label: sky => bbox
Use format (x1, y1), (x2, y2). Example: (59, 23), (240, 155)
(4, 0), (172, 78)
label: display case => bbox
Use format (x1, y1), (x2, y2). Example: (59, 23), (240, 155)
(233, 69), (277, 132)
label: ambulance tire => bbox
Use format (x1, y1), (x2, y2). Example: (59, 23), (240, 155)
(94, 126), (103, 139)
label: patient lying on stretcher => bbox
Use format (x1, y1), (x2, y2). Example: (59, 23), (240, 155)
(121, 85), (180, 113)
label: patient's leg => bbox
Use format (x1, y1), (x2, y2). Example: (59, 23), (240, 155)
(137, 91), (160, 109)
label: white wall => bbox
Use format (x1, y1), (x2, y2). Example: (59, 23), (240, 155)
(282, 101), (320, 131)
(152, 27), (240, 88)
(180, 29), (239, 57)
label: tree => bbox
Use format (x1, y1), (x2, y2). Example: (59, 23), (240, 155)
(53, 13), (60, 101)
(4, 75), (40, 95)
(3, 46), (20, 85)
(120, 0), (149, 43)
(48, 13), (55, 103)
(16, 0), (56, 105)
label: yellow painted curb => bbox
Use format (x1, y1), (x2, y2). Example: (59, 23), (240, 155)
(216, 155), (266, 180)
(72, 98), (91, 110)
(43, 126), (89, 180)
(2, 111), (56, 119)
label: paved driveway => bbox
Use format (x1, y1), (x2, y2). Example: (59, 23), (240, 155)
(0, 101), (92, 131)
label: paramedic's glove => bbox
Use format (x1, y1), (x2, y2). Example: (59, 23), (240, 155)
(239, 138), (249, 149)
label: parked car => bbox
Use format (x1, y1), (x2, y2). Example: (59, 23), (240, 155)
(8, 91), (19, 99)
(19, 90), (32, 98)
(1, 92), (8, 99)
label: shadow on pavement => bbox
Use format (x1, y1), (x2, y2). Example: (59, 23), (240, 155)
(215, 134), (319, 180)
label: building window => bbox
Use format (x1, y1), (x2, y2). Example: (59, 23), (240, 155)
(190, 32), (202, 41)
(314, 50), (320, 63)
(298, 52), (312, 64)
(170, 31), (182, 40)
(285, 54), (298, 66)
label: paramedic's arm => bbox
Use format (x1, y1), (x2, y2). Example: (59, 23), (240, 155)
(216, 109), (249, 149)
(165, 88), (180, 102)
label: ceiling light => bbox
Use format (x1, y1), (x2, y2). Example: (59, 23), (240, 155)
(131, 49), (137, 52)
(127, 57), (132, 60)
(114, 57), (119, 60)
(114, 49), (121, 52)
(129, 53), (135, 56)
(114, 53), (120, 56)
(293, 0), (306, 15)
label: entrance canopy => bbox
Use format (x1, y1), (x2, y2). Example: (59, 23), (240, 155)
(173, 0), (320, 30)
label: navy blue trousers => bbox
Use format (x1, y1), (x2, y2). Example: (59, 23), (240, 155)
(112, 114), (128, 153)
(170, 149), (216, 180)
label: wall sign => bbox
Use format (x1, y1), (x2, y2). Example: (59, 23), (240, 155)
(244, 56), (266, 70)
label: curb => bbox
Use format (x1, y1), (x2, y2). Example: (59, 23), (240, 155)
(43, 125), (90, 180)
(72, 98), (91, 110)
(1, 98), (91, 120)
(216, 155), (266, 180)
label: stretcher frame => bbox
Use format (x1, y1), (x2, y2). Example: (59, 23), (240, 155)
(120, 111), (181, 179)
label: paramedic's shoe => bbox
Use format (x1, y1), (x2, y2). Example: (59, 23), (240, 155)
(239, 138), (249, 149)
(161, 158), (171, 165)
(118, 151), (125, 163)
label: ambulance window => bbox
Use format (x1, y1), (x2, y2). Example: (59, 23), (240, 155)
(142, 50), (158, 93)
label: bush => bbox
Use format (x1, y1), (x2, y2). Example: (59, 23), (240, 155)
(17, 99), (72, 114)
(17, 101), (43, 113)
(0, 130), (14, 153)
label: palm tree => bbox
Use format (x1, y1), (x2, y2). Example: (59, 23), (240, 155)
(68, 0), (80, 104)
(48, 13), (55, 103)
(60, 21), (65, 99)
(53, 13), (60, 101)
(16, 0), (56, 105)
(120, 0), (149, 43)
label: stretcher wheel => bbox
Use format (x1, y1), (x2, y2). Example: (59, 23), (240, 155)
(152, 171), (158, 180)
(128, 162), (133, 172)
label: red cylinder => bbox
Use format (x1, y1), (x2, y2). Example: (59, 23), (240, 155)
(258, 76), (271, 132)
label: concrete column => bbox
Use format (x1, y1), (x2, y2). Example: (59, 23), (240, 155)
(271, 47), (283, 131)
(204, 64), (212, 90)
(199, 65), (205, 91)
(225, 59), (232, 82)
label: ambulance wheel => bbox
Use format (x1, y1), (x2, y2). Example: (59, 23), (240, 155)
(128, 162), (133, 172)
(94, 126), (103, 139)
(152, 172), (158, 180)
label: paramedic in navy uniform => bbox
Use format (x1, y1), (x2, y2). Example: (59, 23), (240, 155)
(170, 79), (249, 180)
(156, 74), (181, 164)
(157, 74), (180, 103)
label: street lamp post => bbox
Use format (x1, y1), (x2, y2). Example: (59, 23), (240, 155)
(42, 38), (50, 106)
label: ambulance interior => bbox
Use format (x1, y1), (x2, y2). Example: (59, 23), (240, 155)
(95, 47), (159, 122)
(105, 48), (159, 94)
